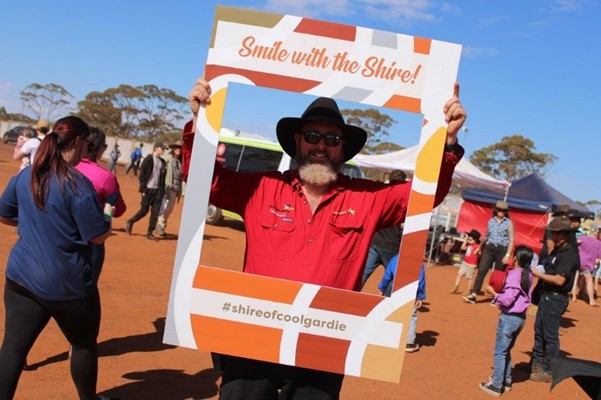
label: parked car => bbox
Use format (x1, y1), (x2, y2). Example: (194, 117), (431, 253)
(2, 125), (34, 144)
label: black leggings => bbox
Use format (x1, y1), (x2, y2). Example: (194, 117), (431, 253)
(0, 279), (101, 400)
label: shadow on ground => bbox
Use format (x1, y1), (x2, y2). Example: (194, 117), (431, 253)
(100, 368), (220, 400)
(26, 317), (175, 370)
(417, 330), (439, 347)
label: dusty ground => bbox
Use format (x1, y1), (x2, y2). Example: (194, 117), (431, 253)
(0, 141), (598, 399)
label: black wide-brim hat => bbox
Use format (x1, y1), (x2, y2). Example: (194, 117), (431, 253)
(467, 229), (481, 241)
(276, 97), (367, 162)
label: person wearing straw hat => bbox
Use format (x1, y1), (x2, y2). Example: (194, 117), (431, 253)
(463, 200), (514, 304)
(529, 216), (580, 383)
(156, 139), (183, 237)
(186, 78), (467, 399)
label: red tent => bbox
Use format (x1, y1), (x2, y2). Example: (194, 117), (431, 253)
(457, 201), (548, 254)
(457, 173), (593, 254)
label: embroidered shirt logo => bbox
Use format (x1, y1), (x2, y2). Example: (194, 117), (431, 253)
(269, 204), (294, 217)
(332, 208), (356, 216)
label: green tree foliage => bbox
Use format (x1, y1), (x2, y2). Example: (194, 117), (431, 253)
(341, 108), (396, 154)
(76, 91), (125, 138)
(136, 84), (188, 139)
(469, 135), (557, 182)
(76, 84), (187, 140)
(20, 83), (73, 121)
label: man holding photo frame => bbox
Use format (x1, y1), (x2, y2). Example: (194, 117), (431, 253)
(184, 78), (466, 399)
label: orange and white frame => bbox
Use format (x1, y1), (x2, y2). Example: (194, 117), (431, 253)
(164, 5), (461, 383)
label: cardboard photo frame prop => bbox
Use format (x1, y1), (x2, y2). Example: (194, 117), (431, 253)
(164, 5), (461, 383)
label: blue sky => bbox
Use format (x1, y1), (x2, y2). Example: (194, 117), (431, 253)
(1, 0), (599, 203)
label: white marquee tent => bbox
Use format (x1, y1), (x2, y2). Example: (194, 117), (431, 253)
(353, 145), (509, 192)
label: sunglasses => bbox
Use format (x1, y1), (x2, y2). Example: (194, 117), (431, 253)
(301, 131), (343, 147)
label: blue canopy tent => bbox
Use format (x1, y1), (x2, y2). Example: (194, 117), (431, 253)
(462, 173), (594, 218)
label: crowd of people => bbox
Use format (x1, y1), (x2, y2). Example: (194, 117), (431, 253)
(0, 75), (597, 400)
(436, 201), (599, 397)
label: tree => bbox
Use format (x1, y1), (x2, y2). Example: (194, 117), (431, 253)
(76, 84), (187, 140)
(469, 135), (557, 182)
(341, 108), (397, 154)
(103, 84), (147, 138)
(76, 91), (125, 137)
(136, 84), (188, 139)
(20, 83), (73, 121)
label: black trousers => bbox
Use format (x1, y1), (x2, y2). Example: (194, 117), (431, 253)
(129, 188), (163, 234)
(0, 280), (101, 400)
(125, 160), (137, 176)
(219, 355), (344, 400)
(472, 244), (508, 295)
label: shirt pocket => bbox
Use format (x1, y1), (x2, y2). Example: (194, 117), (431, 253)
(256, 212), (296, 260)
(327, 219), (364, 261)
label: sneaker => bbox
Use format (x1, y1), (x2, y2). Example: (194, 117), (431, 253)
(449, 286), (459, 294)
(125, 220), (133, 235)
(479, 381), (502, 397)
(530, 371), (552, 382)
(488, 376), (511, 392)
(461, 290), (472, 296)
(463, 294), (476, 304)
(405, 343), (420, 352)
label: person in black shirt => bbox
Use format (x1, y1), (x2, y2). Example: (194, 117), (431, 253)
(529, 216), (580, 383)
(538, 204), (570, 268)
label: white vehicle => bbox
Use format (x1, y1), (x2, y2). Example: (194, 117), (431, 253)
(207, 129), (365, 225)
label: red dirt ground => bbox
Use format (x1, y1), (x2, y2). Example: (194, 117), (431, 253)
(0, 141), (598, 399)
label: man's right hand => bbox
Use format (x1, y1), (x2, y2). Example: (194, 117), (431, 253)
(189, 78), (213, 117)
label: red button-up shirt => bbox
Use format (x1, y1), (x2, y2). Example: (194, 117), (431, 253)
(183, 121), (462, 291)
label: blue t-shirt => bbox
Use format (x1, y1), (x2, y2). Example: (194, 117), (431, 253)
(0, 168), (110, 301)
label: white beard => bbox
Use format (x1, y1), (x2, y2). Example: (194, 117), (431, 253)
(298, 163), (338, 186)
